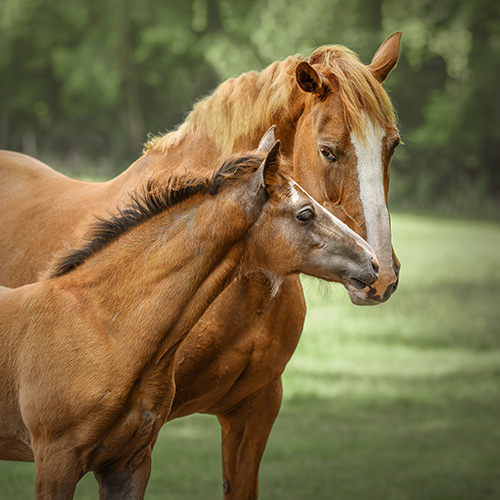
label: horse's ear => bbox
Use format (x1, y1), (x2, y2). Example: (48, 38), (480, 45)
(256, 140), (281, 190)
(295, 61), (326, 96)
(368, 31), (402, 83)
(257, 125), (277, 153)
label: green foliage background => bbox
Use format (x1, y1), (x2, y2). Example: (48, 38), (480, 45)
(1, 0), (499, 213)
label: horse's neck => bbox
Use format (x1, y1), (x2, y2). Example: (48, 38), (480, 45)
(58, 196), (251, 367)
(103, 140), (220, 201)
(114, 58), (306, 185)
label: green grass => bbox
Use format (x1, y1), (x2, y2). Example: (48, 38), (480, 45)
(1, 214), (500, 499)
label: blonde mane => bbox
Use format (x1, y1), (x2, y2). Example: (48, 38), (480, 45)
(309, 45), (396, 139)
(146, 45), (396, 154)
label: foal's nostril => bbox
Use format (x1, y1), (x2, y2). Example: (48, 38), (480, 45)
(371, 256), (380, 275)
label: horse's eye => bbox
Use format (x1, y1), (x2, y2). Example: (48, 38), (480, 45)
(296, 208), (315, 222)
(319, 146), (337, 162)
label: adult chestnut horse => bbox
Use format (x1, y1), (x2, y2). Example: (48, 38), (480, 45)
(0, 138), (379, 499)
(0, 33), (402, 497)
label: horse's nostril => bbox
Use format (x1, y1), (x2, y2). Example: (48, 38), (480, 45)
(381, 277), (399, 302)
(389, 277), (399, 293)
(371, 256), (379, 275)
(393, 262), (401, 277)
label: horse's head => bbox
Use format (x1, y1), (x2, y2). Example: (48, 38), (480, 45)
(241, 128), (379, 293)
(291, 32), (402, 305)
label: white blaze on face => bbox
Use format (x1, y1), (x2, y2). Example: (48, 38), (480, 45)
(289, 181), (301, 204)
(350, 117), (393, 269)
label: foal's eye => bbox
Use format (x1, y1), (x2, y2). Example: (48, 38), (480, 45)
(319, 146), (337, 162)
(296, 208), (315, 222)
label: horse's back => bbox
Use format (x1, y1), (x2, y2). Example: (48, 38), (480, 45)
(0, 151), (96, 287)
(0, 150), (69, 185)
(0, 150), (74, 215)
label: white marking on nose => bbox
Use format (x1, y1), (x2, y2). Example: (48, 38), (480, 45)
(289, 179), (373, 254)
(351, 116), (393, 267)
(290, 179), (342, 224)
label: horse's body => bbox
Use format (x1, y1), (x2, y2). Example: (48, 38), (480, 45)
(0, 33), (402, 497)
(0, 141), (378, 499)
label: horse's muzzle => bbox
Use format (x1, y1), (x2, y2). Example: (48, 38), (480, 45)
(347, 268), (399, 306)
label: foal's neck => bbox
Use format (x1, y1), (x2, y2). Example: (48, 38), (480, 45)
(56, 195), (252, 365)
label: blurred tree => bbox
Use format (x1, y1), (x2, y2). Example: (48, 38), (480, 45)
(0, 0), (498, 212)
(0, 0), (219, 162)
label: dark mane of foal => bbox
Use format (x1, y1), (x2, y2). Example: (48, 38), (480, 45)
(52, 152), (287, 278)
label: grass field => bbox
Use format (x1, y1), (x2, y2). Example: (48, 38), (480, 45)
(1, 213), (500, 499)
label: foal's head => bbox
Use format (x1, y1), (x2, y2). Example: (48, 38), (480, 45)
(221, 127), (379, 294)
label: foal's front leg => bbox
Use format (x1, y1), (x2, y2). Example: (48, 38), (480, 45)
(33, 442), (84, 500)
(95, 446), (153, 500)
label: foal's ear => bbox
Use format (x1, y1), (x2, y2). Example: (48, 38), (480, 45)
(257, 125), (277, 153)
(256, 140), (281, 190)
(368, 31), (402, 83)
(296, 61), (327, 96)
